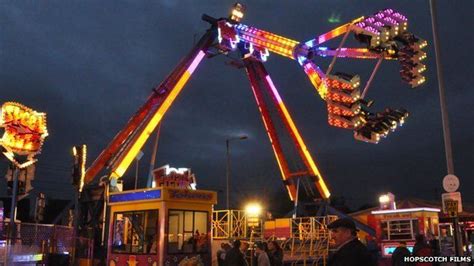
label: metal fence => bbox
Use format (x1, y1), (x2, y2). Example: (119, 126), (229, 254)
(0, 222), (93, 265)
(212, 210), (264, 240)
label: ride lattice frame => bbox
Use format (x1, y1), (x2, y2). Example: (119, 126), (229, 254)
(212, 210), (263, 240)
(263, 215), (338, 266)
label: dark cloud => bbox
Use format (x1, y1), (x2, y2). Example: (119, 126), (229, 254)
(1, 1), (473, 210)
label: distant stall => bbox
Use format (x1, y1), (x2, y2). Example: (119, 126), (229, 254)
(370, 207), (440, 257)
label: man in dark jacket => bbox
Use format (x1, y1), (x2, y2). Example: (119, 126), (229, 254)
(327, 218), (376, 266)
(225, 239), (247, 266)
(391, 241), (411, 266)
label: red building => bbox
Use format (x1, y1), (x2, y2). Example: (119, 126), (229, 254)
(351, 198), (474, 262)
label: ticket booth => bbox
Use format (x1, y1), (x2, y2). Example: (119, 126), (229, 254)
(107, 187), (217, 266)
(370, 207), (440, 258)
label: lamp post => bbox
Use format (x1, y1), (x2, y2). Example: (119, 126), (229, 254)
(226, 135), (247, 210)
(429, 0), (461, 259)
(245, 202), (262, 266)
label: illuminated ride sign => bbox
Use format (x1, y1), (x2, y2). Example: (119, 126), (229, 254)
(152, 164), (197, 189)
(168, 189), (214, 201)
(0, 102), (48, 168)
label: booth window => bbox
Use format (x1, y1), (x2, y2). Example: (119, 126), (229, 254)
(112, 210), (158, 254)
(381, 219), (419, 240)
(168, 210), (208, 254)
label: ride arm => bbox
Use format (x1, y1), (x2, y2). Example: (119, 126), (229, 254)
(83, 29), (216, 185)
(300, 60), (329, 100)
(314, 47), (397, 60)
(254, 62), (331, 200)
(303, 16), (364, 47)
(243, 57), (331, 200)
(243, 58), (296, 201)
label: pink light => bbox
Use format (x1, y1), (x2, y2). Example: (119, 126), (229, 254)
(318, 36), (327, 44)
(188, 50), (206, 74)
(371, 207), (440, 214)
(265, 75), (283, 103)
(303, 62), (312, 72)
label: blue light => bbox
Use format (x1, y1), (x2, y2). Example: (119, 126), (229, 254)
(384, 246), (414, 255)
(109, 189), (161, 203)
(304, 40), (315, 48)
(297, 56), (307, 66)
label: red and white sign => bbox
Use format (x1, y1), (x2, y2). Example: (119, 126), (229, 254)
(152, 165), (196, 189)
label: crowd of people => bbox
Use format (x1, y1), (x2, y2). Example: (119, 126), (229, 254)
(391, 234), (438, 266)
(217, 218), (453, 266)
(216, 239), (283, 266)
(327, 218), (442, 266)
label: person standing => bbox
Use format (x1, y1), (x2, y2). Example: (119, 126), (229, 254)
(327, 218), (376, 266)
(217, 243), (228, 266)
(412, 234), (433, 266)
(240, 241), (250, 266)
(267, 240), (283, 266)
(225, 239), (247, 266)
(391, 241), (411, 266)
(255, 242), (271, 266)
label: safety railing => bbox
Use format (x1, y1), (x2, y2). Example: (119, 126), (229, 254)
(0, 222), (93, 265)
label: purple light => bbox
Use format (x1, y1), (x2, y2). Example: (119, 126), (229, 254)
(374, 21), (384, 27)
(384, 17), (399, 25)
(366, 17), (376, 23)
(364, 26), (379, 34)
(375, 13), (385, 19)
(392, 12), (407, 21)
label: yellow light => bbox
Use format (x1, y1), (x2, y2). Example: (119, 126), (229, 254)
(1, 102), (48, 158)
(231, 9), (243, 19)
(379, 194), (390, 203)
(271, 89), (331, 199)
(249, 85), (294, 201)
(80, 144), (87, 192)
(112, 72), (192, 178)
(111, 51), (205, 179)
(245, 202), (262, 217)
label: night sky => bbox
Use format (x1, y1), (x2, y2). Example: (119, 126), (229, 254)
(1, 1), (473, 213)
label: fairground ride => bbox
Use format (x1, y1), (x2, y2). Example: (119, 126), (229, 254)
(74, 2), (427, 260)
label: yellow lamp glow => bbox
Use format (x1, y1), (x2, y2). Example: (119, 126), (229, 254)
(379, 194), (390, 203)
(245, 202), (262, 218)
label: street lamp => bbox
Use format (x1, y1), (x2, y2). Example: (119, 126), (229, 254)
(245, 202), (262, 266)
(226, 135), (248, 210)
(245, 202), (262, 233)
